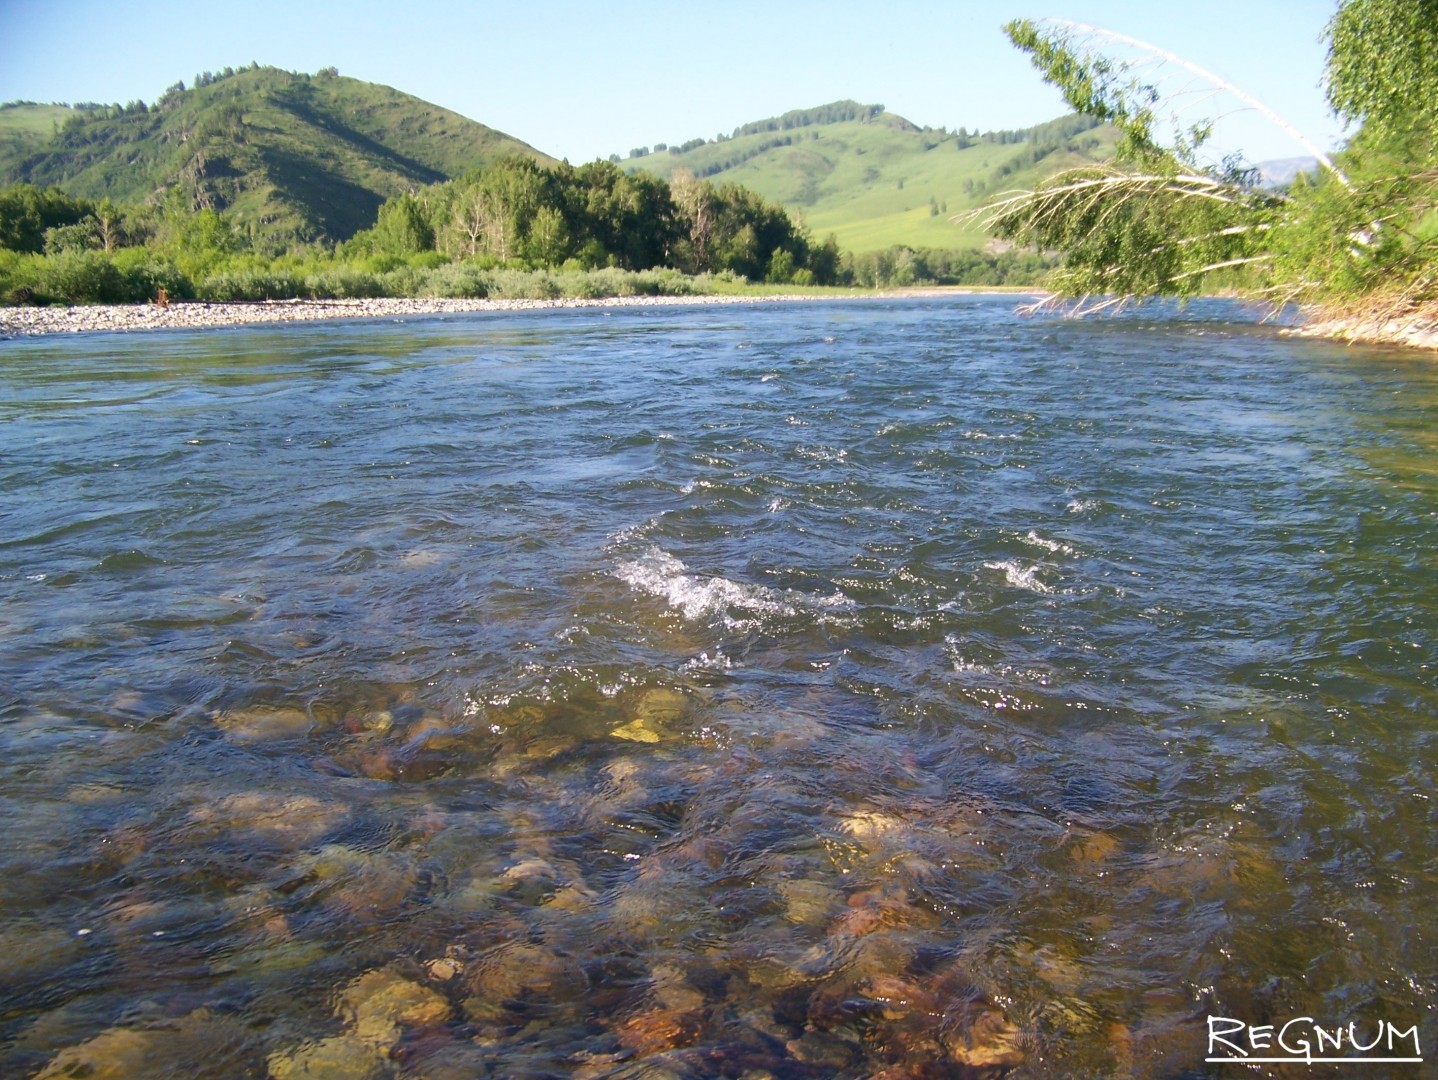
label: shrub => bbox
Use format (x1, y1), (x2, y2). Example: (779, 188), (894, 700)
(416, 263), (487, 298)
(114, 251), (193, 302)
(485, 269), (560, 300)
(0, 250), (47, 304)
(376, 265), (429, 298)
(40, 250), (132, 303)
(555, 271), (605, 299)
(302, 266), (384, 299)
(199, 269), (303, 301)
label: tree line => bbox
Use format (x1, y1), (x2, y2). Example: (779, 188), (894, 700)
(0, 155), (849, 305)
(344, 157), (840, 284)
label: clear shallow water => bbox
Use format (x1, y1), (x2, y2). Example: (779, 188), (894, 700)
(0, 297), (1434, 1078)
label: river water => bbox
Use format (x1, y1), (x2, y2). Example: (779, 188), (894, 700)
(1, 297), (1434, 1078)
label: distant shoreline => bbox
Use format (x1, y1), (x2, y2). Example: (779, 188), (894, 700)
(6, 290), (1433, 352)
(0, 294), (833, 339)
(0, 289), (1029, 340)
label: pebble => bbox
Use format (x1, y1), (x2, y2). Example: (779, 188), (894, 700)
(0, 294), (833, 339)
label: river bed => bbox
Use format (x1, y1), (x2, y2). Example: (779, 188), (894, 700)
(1, 297), (1433, 1078)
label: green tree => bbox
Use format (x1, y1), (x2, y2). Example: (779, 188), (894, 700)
(0, 184), (95, 253)
(365, 192), (435, 256)
(1325, 0), (1438, 153)
(975, 6), (1438, 317)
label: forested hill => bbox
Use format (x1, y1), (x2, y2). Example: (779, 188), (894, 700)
(620, 101), (1118, 253)
(0, 66), (551, 245)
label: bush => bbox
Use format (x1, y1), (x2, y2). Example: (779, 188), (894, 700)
(40, 250), (133, 303)
(416, 262), (488, 298)
(376, 265), (429, 298)
(555, 271), (606, 299)
(485, 269), (560, 300)
(199, 269), (303, 301)
(302, 266), (385, 299)
(0, 250), (46, 303)
(113, 250), (193, 301)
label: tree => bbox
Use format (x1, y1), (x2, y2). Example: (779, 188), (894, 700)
(1325, 0), (1438, 153)
(0, 184), (95, 253)
(94, 199), (123, 253)
(669, 168), (715, 272)
(971, 6), (1437, 318)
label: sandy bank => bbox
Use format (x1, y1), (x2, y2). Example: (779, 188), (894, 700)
(0, 293), (834, 339)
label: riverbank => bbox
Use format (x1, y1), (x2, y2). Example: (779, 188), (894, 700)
(10, 289), (1436, 352)
(0, 293), (848, 339)
(1282, 303), (1438, 352)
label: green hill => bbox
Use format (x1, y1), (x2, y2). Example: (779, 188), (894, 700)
(0, 67), (552, 245)
(622, 101), (1118, 252)
(0, 102), (75, 160)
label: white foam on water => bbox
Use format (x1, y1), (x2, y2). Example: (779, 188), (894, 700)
(983, 559), (1054, 594)
(796, 446), (847, 463)
(1020, 531), (1076, 557)
(1066, 498), (1100, 514)
(614, 545), (798, 629)
(612, 542), (853, 631)
(943, 634), (994, 676)
(684, 649), (735, 672)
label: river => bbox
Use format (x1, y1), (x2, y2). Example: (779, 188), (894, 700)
(1, 297), (1434, 1078)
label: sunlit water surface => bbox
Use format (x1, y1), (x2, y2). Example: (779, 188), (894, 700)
(1, 298), (1435, 1079)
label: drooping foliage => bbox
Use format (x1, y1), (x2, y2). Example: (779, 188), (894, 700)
(970, 19), (1288, 309)
(979, 4), (1438, 322)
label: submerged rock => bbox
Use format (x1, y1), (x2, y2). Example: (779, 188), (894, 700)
(188, 792), (347, 849)
(462, 941), (587, 1012)
(36, 1011), (260, 1080)
(635, 687), (688, 724)
(615, 1006), (707, 1055)
(292, 844), (420, 921)
(214, 705), (314, 743)
(611, 718), (663, 743)
(777, 879), (842, 927)
(267, 1033), (390, 1079)
(337, 966), (451, 1050)
(35, 1026), (154, 1080)
(611, 687), (689, 743)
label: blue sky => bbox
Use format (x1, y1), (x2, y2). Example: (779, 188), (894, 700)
(1, 1), (1347, 165)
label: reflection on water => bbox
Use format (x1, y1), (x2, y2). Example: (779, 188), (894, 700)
(1, 299), (1435, 1078)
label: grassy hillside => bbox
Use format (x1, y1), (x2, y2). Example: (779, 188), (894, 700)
(0, 67), (552, 245)
(625, 102), (1118, 252)
(0, 102), (75, 157)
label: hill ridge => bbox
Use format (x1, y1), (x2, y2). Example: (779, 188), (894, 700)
(619, 102), (1116, 253)
(0, 65), (552, 244)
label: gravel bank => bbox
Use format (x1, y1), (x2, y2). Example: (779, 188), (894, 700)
(0, 293), (834, 339)
(1282, 310), (1438, 351)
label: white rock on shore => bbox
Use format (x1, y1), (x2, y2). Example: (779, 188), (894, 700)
(0, 294), (826, 339)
